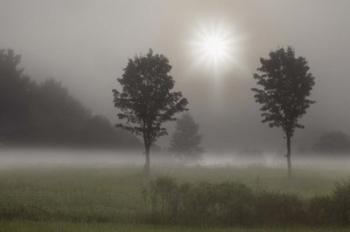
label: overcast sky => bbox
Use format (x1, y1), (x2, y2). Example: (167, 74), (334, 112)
(0, 0), (349, 152)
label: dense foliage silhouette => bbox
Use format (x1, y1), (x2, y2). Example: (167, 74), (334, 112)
(113, 49), (188, 174)
(0, 49), (139, 148)
(252, 47), (315, 177)
(313, 131), (350, 154)
(169, 113), (203, 161)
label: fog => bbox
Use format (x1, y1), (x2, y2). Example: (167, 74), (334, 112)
(0, 149), (349, 172)
(3, 3), (350, 231)
(0, 0), (350, 153)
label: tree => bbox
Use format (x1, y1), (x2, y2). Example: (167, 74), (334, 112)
(252, 47), (315, 177)
(79, 115), (141, 149)
(169, 113), (203, 162)
(113, 49), (188, 175)
(0, 49), (36, 141)
(0, 49), (140, 149)
(313, 131), (350, 154)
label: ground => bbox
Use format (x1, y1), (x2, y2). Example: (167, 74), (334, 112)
(0, 164), (350, 231)
(1, 221), (350, 232)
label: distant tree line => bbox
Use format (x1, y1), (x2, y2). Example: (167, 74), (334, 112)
(0, 49), (140, 148)
(313, 131), (350, 154)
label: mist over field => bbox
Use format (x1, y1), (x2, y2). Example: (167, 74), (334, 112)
(0, 148), (349, 171)
(1, 0), (350, 231)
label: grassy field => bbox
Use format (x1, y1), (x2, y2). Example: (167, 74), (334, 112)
(1, 221), (350, 232)
(0, 165), (350, 231)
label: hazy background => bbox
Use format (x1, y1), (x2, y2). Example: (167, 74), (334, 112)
(0, 0), (349, 153)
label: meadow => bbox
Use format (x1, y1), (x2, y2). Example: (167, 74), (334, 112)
(1, 163), (350, 231)
(1, 221), (350, 232)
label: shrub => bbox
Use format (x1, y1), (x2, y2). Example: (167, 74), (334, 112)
(181, 182), (214, 223)
(332, 182), (350, 225)
(255, 192), (307, 225)
(308, 195), (334, 225)
(144, 177), (350, 226)
(145, 177), (178, 217)
(145, 178), (255, 225)
(209, 182), (255, 225)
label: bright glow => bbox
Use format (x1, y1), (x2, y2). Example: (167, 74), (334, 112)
(190, 22), (238, 71)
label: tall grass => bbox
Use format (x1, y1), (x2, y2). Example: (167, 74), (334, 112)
(1, 221), (350, 232)
(144, 176), (350, 226)
(0, 166), (350, 226)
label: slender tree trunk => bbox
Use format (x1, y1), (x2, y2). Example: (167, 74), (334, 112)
(286, 135), (292, 178)
(144, 143), (151, 176)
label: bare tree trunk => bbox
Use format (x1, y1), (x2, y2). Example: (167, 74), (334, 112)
(144, 144), (151, 176)
(286, 135), (292, 178)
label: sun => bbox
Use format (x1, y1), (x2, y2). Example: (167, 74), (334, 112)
(200, 33), (228, 62)
(190, 22), (238, 71)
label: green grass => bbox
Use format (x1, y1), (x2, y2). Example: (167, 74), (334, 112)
(153, 166), (350, 198)
(1, 165), (350, 231)
(0, 167), (147, 222)
(0, 221), (350, 232)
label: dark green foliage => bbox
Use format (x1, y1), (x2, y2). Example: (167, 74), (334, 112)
(2, 168), (350, 227)
(308, 183), (350, 225)
(252, 47), (315, 177)
(169, 113), (203, 161)
(144, 177), (350, 226)
(0, 49), (139, 148)
(208, 182), (255, 225)
(255, 192), (307, 225)
(79, 115), (140, 148)
(144, 178), (255, 225)
(182, 182), (217, 223)
(113, 49), (188, 173)
(332, 182), (350, 224)
(0, 49), (37, 141)
(146, 177), (182, 220)
(26, 79), (90, 145)
(308, 196), (334, 225)
(252, 47), (315, 134)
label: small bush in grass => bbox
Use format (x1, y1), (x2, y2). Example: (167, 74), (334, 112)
(143, 176), (188, 223)
(332, 182), (350, 225)
(308, 195), (334, 225)
(181, 182), (215, 223)
(144, 177), (350, 226)
(208, 182), (255, 225)
(145, 178), (255, 225)
(255, 192), (307, 225)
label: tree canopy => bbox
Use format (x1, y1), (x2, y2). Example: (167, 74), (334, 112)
(252, 47), (315, 177)
(113, 49), (188, 173)
(252, 47), (315, 137)
(170, 113), (203, 161)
